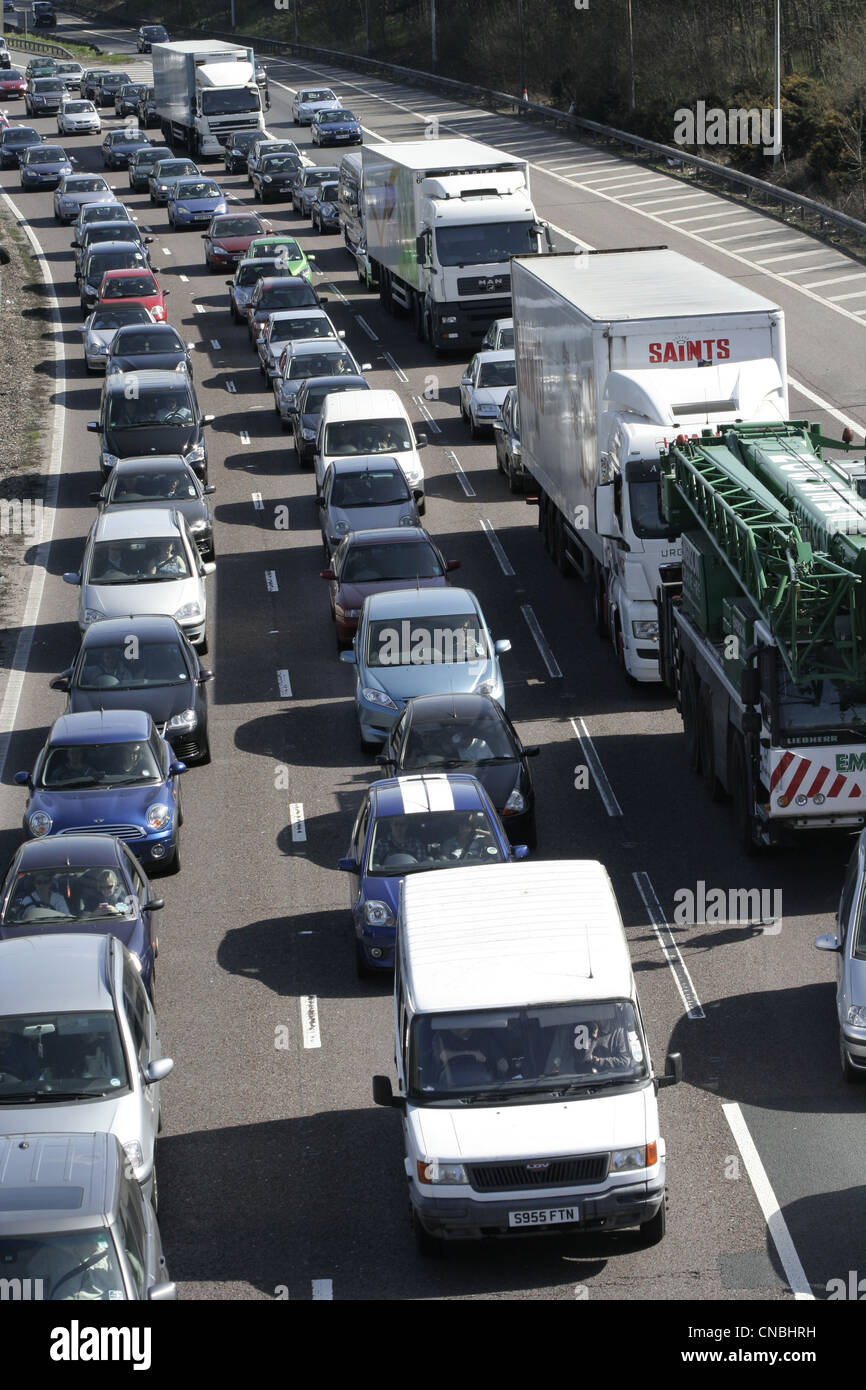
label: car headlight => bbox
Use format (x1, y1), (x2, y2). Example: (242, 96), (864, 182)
(263, 175), (272, 183)
(363, 900), (394, 927)
(632, 620), (659, 640)
(476, 404), (500, 418)
(416, 1160), (468, 1185)
(122, 1140), (144, 1172)
(92, 341), (109, 354)
(846, 1005), (866, 1028)
(101, 451), (118, 470)
(167, 707), (197, 731)
(477, 681), (497, 696)
(503, 788), (525, 815)
(82, 608), (104, 626)
(215, 202), (227, 214)
(185, 442), (205, 464)
(157, 183), (168, 193)
(188, 517), (207, 533)
(301, 427), (316, 441)
(146, 802), (172, 830)
(174, 360), (189, 373)
(398, 515), (414, 526)
(151, 305), (166, 321)
(333, 521), (349, 536)
(361, 687), (397, 711)
(610, 1146), (652, 1173)
(174, 204), (190, 218)
(174, 602), (203, 622)
(28, 810), (53, 837)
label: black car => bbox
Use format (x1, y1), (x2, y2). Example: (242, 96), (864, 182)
(128, 143), (172, 192)
(245, 274), (321, 343)
(290, 374), (370, 469)
(51, 614), (212, 764)
(87, 370), (215, 481)
(73, 220), (153, 277)
(94, 72), (133, 108)
(0, 125), (42, 169)
(102, 127), (150, 169)
(115, 83), (146, 118)
(33, 0), (57, 26)
(377, 693), (539, 848)
(106, 323), (195, 380)
(136, 86), (160, 129)
(310, 179), (340, 234)
(93, 456), (215, 562)
(223, 129), (263, 174)
(25, 76), (65, 116)
(250, 152), (303, 202)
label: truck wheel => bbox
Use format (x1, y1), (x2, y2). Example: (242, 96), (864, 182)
(413, 294), (424, 341)
(552, 513), (570, 577)
(680, 662), (701, 773)
(591, 566), (608, 637)
(699, 690), (725, 802)
(729, 734), (759, 856)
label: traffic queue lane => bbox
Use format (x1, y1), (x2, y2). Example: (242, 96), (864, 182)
(0, 26), (862, 1302)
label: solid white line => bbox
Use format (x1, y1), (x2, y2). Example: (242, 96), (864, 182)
(520, 604), (562, 678)
(721, 1103), (815, 1300)
(300, 995), (321, 1049)
(240, 430), (251, 445)
(479, 519), (515, 576)
(444, 448), (476, 498)
(570, 717), (623, 817)
(413, 396), (441, 433)
(277, 668), (293, 698)
(632, 870), (705, 1020)
(265, 569), (278, 592)
(252, 492), (264, 510)
(0, 192), (64, 781)
(311, 1278), (333, 1299)
(787, 376), (865, 434)
(289, 802), (307, 842)
(383, 350), (408, 381)
(226, 379), (237, 393)
(355, 314), (379, 340)
(210, 338), (221, 349)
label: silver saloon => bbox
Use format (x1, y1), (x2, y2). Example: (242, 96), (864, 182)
(816, 830), (866, 1082)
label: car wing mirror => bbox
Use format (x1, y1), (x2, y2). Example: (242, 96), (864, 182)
(144, 897), (165, 911)
(494, 638), (512, 654)
(512, 845), (529, 860)
(49, 672), (71, 690)
(337, 856), (358, 872)
(169, 759), (188, 775)
(62, 571), (81, 585)
(339, 649), (356, 664)
(198, 667), (214, 682)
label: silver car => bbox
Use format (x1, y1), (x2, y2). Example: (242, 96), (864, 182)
(56, 97), (101, 136)
(0, 1131), (176, 1299)
(53, 172), (114, 224)
(273, 337), (369, 421)
(459, 348), (517, 438)
(0, 933), (172, 1205)
(72, 200), (133, 244)
(79, 303), (154, 373)
(291, 86), (341, 125)
(341, 586), (512, 750)
(256, 307), (342, 379)
(63, 507), (215, 650)
(318, 457), (420, 560)
(816, 830), (866, 1081)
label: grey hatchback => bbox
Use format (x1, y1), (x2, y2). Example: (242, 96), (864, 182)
(816, 830), (866, 1081)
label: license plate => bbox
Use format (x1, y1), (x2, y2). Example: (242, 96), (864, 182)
(509, 1206), (578, 1228)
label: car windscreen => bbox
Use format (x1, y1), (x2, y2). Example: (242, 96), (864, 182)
(0, 1009), (130, 1099)
(319, 109), (355, 123)
(77, 638), (191, 690)
(81, 204), (129, 223)
(175, 181), (220, 199)
(212, 216), (260, 236)
(318, 183), (339, 203)
(249, 239), (301, 260)
(90, 253), (146, 281)
(302, 90), (335, 102)
(100, 273), (155, 297)
(341, 540), (442, 584)
(330, 468), (409, 509)
(288, 350), (352, 378)
(365, 613), (489, 667)
(63, 103), (91, 115)
(258, 284), (317, 311)
(41, 736), (164, 785)
(65, 177), (105, 192)
(109, 466), (196, 501)
(153, 161), (193, 178)
(272, 316), (330, 343)
(236, 263), (273, 287)
(261, 155), (300, 173)
(111, 327), (180, 354)
(324, 419), (412, 455)
(0, 1232), (126, 1299)
(106, 389), (192, 429)
(201, 88), (259, 115)
(28, 148), (65, 164)
(302, 168), (337, 188)
(134, 148), (170, 167)
(3, 130), (38, 145)
(401, 712), (515, 768)
(33, 79), (63, 92)
(408, 1000), (649, 1099)
(367, 808), (504, 877)
(477, 360), (516, 389)
(229, 132), (259, 151)
(3, 867), (137, 924)
(84, 226), (141, 247)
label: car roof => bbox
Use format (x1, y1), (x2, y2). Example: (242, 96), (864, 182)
(300, 374), (368, 396)
(110, 454), (188, 472)
(371, 771), (489, 818)
(174, 176), (218, 189)
(79, 613), (183, 643)
(330, 456), (403, 476)
(0, 1132), (122, 1237)
(364, 586), (480, 620)
(0, 933), (114, 1016)
(103, 369), (186, 393)
(285, 338), (346, 356)
(12, 834), (122, 871)
(99, 266), (154, 280)
(342, 526), (431, 547)
(257, 275), (309, 289)
(112, 321), (176, 337)
(48, 708), (153, 744)
(268, 308), (328, 323)
(86, 242), (147, 257)
(93, 507), (184, 540)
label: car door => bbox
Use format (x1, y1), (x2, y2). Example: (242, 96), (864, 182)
(121, 955), (159, 1158)
(461, 356), (477, 414)
(120, 841), (152, 937)
(117, 1172), (148, 1298)
(347, 796), (371, 913)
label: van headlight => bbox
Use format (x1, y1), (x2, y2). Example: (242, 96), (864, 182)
(416, 1160), (468, 1185)
(632, 620), (659, 640)
(611, 1143), (656, 1172)
(29, 811), (53, 837)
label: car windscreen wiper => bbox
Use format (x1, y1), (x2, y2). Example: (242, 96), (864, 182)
(0, 1089), (109, 1103)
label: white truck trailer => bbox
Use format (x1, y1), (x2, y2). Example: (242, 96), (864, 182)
(511, 248), (788, 683)
(361, 139), (549, 351)
(152, 40), (265, 159)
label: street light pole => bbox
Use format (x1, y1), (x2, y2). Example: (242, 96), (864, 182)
(773, 0), (781, 165)
(431, 0), (436, 70)
(626, 0), (635, 111)
(517, 0), (525, 97)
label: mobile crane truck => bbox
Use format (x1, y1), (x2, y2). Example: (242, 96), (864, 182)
(657, 420), (866, 850)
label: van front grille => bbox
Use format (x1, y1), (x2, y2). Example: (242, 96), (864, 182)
(468, 1153), (609, 1192)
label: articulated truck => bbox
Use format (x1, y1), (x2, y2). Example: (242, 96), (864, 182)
(152, 40), (265, 158)
(361, 140), (549, 351)
(510, 248), (788, 682)
(657, 420), (866, 850)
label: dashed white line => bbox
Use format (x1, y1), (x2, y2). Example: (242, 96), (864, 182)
(479, 519), (515, 576)
(383, 350), (408, 381)
(265, 569), (278, 592)
(721, 1103), (815, 1300)
(444, 448), (476, 497)
(570, 717), (623, 817)
(520, 604), (562, 678)
(210, 338), (221, 349)
(251, 492), (264, 511)
(300, 995), (321, 1049)
(632, 870), (705, 1020)
(356, 314), (379, 340)
(161, 246), (171, 255)
(412, 396), (441, 433)
(226, 379), (237, 393)
(828, 288), (866, 302)
(802, 273), (866, 289)
(239, 430), (251, 445)
(179, 273), (189, 282)
(277, 668), (293, 698)
(194, 303), (206, 313)
(311, 1278), (333, 1299)
(324, 282), (350, 305)
(289, 802), (307, 842)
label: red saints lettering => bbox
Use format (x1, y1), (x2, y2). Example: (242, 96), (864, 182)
(648, 339), (731, 363)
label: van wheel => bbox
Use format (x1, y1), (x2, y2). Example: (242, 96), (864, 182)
(412, 1209), (444, 1258)
(637, 1200), (665, 1246)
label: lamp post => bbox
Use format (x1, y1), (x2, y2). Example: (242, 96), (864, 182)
(626, 0), (635, 111)
(517, 0), (525, 97)
(773, 0), (781, 164)
(431, 0), (436, 70)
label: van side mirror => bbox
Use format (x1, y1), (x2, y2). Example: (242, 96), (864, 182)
(657, 1052), (682, 1088)
(372, 1075), (404, 1109)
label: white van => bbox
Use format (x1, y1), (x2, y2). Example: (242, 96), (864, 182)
(315, 388), (427, 510)
(373, 860), (681, 1253)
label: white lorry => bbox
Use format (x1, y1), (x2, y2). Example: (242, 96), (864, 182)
(361, 139), (550, 351)
(152, 40), (265, 159)
(511, 248), (788, 683)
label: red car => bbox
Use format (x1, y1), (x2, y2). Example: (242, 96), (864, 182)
(202, 211), (269, 272)
(320, 527), (459, 649)
(0, 70), (27, 100)
(97, 267), (168, 322)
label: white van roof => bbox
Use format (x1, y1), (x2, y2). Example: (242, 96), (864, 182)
(320, 387), (408, 423)
(401, 861), (634, 1013)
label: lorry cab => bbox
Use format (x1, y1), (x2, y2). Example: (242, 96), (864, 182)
(373, 859), (680, 1253)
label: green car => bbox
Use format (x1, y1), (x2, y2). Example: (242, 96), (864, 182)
(26, 58), (56, 79)
(243, 234), (314, 283)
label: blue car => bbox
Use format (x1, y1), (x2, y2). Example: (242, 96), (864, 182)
(338, 772), (527, 976)
(311, 108), (362, 146)
(0, 834), (163, 997)
(15, 709), (186, 875)
(167, 176), (228, 229)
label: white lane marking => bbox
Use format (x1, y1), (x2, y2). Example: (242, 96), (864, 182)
(776, 260), (848, 276)
(277, 668), (293, 697)
(722, 1103), (815, 1300)
(265, 569), (278, 592)
(161, 246), (171, 255)
(240, 430), (251, 445)
(356, 314), (379, 340)
(179, 273), (189, 282)
(324, 282), (350, 305)
(520, 604), (562, 678)
(829, 288), (866, 302)
(788, 375), (865, 435)
(311, 1278), (333, 1300)
(570, 717), (623, 817)
(383, 350), (408, 381)
(300, 995), (321, 1049)
(756, 249), (824, 265)
(194, 302), (206, 313)
(210, 338), (221, 349)
(0, 192), (64, 781)
(289, 802), (307, 841)
(802, 273), (866, 288)
(670, 210), (746, 225)
(733, 238), (806, 254)
(252, 492), (264, 511)
(706, 220), (772, 239)
(226, 379), (237, 393)
(632, 870), (705, 1020)
(444, 448), (476, 497)
(480, 518), (515, 576)
(412, 395), (441, 434)
(547, 219), (593, 250)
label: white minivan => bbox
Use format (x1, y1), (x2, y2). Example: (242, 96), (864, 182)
(373, 860), (681, 1253)
(315, 388), (427, 510)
